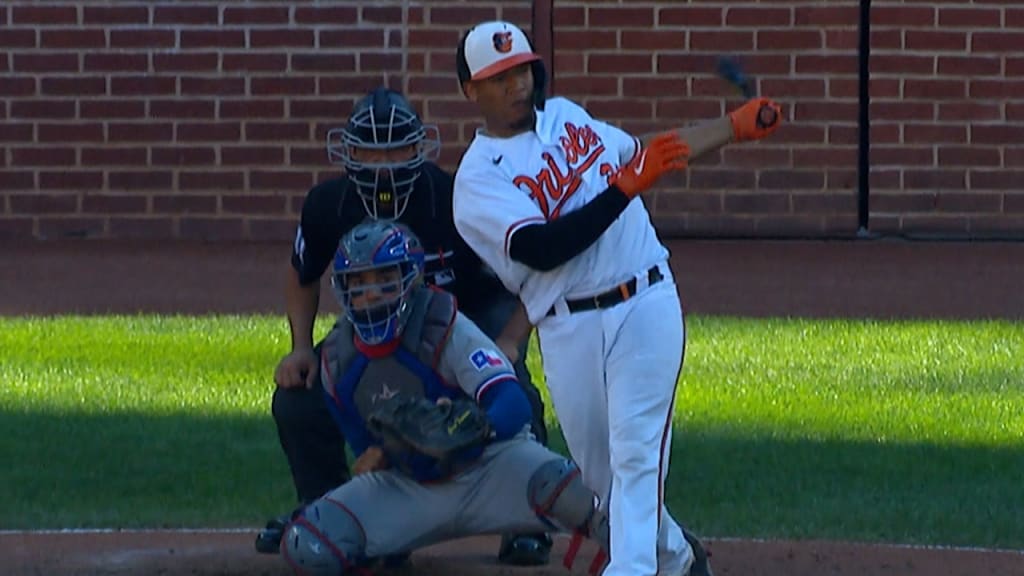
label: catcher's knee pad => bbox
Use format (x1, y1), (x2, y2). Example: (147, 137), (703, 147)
(281, 499), (365, 576)
(527, 458), (607, 544)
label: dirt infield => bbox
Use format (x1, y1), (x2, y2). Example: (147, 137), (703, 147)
(2, 237), (1023, 575)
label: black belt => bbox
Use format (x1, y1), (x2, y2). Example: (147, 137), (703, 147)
(547, 265), (664, 317)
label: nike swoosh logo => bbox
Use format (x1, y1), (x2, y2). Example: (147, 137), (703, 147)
(492, 155), (502, 165)
(633, 149), (648, 175)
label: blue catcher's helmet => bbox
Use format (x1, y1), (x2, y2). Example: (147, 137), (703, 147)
(331, 220), (426, 346)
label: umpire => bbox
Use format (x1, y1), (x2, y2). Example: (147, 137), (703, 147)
(256, 87), (552, 566)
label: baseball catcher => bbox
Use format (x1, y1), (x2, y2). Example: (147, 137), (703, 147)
(279, 220), (609, 575)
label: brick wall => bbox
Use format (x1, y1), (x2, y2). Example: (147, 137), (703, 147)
(0, 1), (1021, 241)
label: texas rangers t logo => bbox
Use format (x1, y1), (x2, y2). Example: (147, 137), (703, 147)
(470, 348), (504, 371)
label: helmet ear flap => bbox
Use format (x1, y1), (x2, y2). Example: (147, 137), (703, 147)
(531, 60), (548, 111)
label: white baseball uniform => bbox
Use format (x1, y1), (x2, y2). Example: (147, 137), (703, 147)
(454, 97), (692, 576)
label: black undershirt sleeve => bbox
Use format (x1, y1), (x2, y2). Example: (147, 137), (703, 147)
(508, 185), (631, 272)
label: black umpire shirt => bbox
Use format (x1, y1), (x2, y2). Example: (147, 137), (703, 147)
(290, 162), (503, 316)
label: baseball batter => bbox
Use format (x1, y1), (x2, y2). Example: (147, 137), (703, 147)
(280, 220), (610, 575)
(452, 21), (783, 576)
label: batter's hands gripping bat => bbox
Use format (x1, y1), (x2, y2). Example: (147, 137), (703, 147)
(716, 55), (779, 131)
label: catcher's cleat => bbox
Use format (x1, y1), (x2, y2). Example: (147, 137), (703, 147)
(681, 526), (714, 576)
(254, 514), (289, 554)
(498, 532), (552, 566)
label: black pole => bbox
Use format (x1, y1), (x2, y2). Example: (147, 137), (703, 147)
(856, 0), (871, 236)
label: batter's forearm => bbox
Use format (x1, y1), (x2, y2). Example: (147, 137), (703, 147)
(496, 301), (532, 355)
(639, 116), (734, 162)
(285, 265), (321, 351)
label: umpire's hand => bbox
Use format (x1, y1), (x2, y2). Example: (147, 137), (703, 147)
(275, 348), (319, 389)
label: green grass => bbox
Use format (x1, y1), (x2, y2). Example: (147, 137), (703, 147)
(1, 316), (1022, 549)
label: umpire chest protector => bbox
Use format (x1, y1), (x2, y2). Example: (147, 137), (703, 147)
(320, 287), (459, 420)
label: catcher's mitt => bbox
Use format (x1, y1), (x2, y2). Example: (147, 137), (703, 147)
(366, 394), (492, 469)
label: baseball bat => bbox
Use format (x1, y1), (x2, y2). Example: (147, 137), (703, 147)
(716, 56), (778, 129)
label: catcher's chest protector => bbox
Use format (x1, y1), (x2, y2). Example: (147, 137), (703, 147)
(323, 287), (458, 419)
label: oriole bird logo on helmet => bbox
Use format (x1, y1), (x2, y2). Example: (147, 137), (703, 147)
(492, 31), (513, 53)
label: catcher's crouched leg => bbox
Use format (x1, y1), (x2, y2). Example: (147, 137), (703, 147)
(281, 499), (365, 576)
(528, 458), (609, 548)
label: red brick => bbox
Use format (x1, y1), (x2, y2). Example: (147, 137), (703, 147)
(41, 29), (107, 49)
(250, 171), (314, 190)
(429, 6), (497, 25)
(795, 101), (858, 124)
(26, 172), (96, 194)
(759, 171), (825, 190)
(0, 172), (35, 190)
(321, 29), (387, 48)
(289, 146), (328, 166)
(690, 170), (756, 190)
(727, 7), (791, 27)
(906, 31), (966, 51)
(82, 147), (148, 166)
(150, 99), (216, 119)
(408, 75), (465, 96)
(1009, 103), (1024, 121)
(84, 53), (147, 72)
(179, 172), (245, 190)
(793, 192), (857, 213)
(589, 6), (651, 27)
(0, 29), (37, 48)
(290, 100), (350, 119)
(972, 33), (1024, 53)
(151, 147), (216, 166)
(584, 99), (653, 120)
(180, 217), (246, 240)
(760, 79), (826, 98)
(222, 53), (288, 72)
(1009, 8), (1024, 28)
(938, 8), (1001, 27)
(222, 194), (288, 214)
(13, 6), (78, 24)
(361, 52), (403, 72)
(220, 100), (285, 119)
(426, 99), (484, 119)
(1006, 148), (1024, 167)
(0, 218), (35, 238)
(38, 217), (107, 239)
(252, 77), (316, 95)
(938, 102), (1001, 121)
(81, 100), (146, 119)
(870, 30), (902, 50)
(826, 30), (858, 50)
(221, 146), (285, 165)
(938, 56), (1001, 77)
(724, 192), (792, 213)
(11, 100), (75, 119)
(871, 55), (934, 75)
(758, 30), (821, 51)
(10, 194), (78, 213)
(110, 29), (175, 48)
(37, 123), (104, 142)
(932, 192), (1001, 213)
(868, 172), (902, 191)
(971, 171), (1024, 190)
(0, 123), (34, 142)
(83, 6), (149, 24)
(0, 77), (37, 96)
(622, 30), (686, 51)
(108, 171), (173, 190)
(588, 54), (653, 74)
(291, 53), (356, 72)
(109, 217), (177, 239)
(245, 123), (311, 141)
(12, 147), (76, 166)
(152, 195), (217, 214)
(14, 53), (79, 73)
(295, 7), (358, 24)
(796, 55), (857, 75)
(656, 54), (718, 75)
(176, 123), (241, 142)
(181, 30), (245, 48)
(871, 147), (934, 166)
(112, 76), (176, 96)
(870, 102), (934, 121)
(770, 124), (827, 145)
(904, 124), (967, 144)
(82, 195), (148, 213)
(871, 7), (935, 27)
(224, 7), (289, 24)
(153, 52), (218, 72)
(251, 30), (315, 48)
(870, 125), (901, 144)
(108, 123), (173, 142)
(361, 6), (403, 23)
(937, 147), (1001, 167)
(657, 7), (721, 27)
(904, 79), (965, 100)
(970, 80), (1024, 100)
(905, 170), (966, 190)
(794, 6), (856, 26)
(1008, 58), (1024, 77)
(41, 76), (107, 96)
(972, 126), (1024, 145)
(793, 148), (857, 168)
(181, 77), (246, 95)
(828, 126), (858, 145)
(690, 31), (754, 52)
(154, 6), (218, 25)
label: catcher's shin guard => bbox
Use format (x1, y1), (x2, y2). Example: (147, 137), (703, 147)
(280, 500), (369, 576)
(527, 458), (609, 574)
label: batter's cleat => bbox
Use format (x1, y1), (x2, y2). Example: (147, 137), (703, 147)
(497, 532), (553, 566)
(254, 514), (289, 554)
(681, 526), (714, 576)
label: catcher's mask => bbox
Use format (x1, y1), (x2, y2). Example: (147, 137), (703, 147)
(327, 87), (441, 220)
(331, 220), (425, 346)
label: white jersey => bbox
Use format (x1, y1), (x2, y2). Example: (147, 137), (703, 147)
(453, 97), (670, 324)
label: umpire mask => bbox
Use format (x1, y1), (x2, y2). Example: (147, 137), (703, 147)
(331, 221), (426, 346)
(327, 88), (441, 220)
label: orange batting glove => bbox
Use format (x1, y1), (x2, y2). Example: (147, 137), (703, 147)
(728, 97), (783, 143)
(353, 446), (389, 476)
(612, 132), (691, 199)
